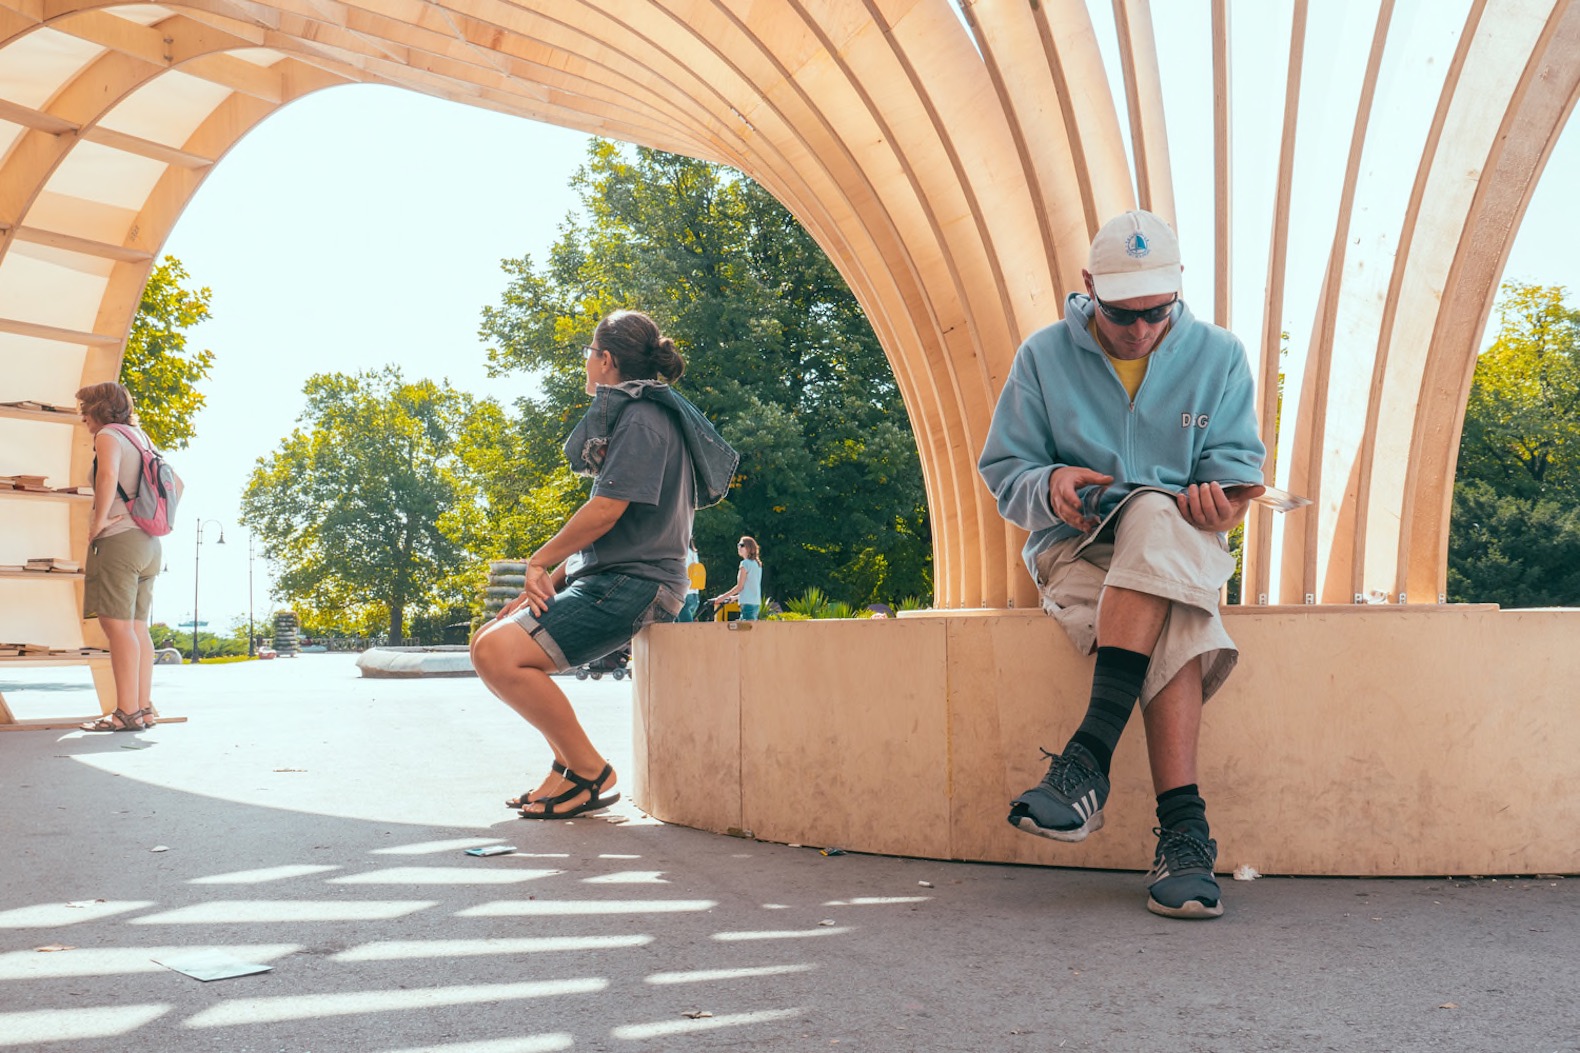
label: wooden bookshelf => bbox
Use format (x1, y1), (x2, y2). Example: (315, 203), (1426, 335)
(0, 404), (81, 426)
(0, 653), (110, 666)
(0, 489), (90, 505)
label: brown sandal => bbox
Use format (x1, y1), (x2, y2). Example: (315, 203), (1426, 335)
(80, 709), (148, 732)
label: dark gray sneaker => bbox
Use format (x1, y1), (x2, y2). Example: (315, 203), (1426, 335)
(1007, 743), (1109, 842)
(1146, 826), (1223, 919)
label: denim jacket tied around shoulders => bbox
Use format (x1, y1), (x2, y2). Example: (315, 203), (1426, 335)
(563, 379), (739, 509)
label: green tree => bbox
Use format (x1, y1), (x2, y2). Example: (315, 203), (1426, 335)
(1449, 283), (1580, 605)
(1456, 282), (1580, 501)
(1448, 481), (1580, 606)
(121, 256), (215, 449)
(477, 141), (931, 605)
(240, 368), (478, 642)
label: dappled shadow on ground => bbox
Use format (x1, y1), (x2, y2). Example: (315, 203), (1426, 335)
(2, 744), (938, 1051)
(2, 659), (1578, 1052)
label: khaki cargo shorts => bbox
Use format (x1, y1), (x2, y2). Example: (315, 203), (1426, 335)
(1034, 490), (1240, 706)
(84, 528), (162, 621)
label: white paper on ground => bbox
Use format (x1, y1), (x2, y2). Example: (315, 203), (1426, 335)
(152, 949), (273, 981)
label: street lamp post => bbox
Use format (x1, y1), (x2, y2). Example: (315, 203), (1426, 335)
(247, 533), (255, 659)
(192, 518), (226, 663)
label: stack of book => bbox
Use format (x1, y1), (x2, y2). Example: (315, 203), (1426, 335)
(0, 642), (50, 658)
(25, 557), (81, 573)
(0, 474), (51, 492)
(0, 399), (75, 414)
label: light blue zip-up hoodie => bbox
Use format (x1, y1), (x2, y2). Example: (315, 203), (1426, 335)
(978, 293), (1266, 578)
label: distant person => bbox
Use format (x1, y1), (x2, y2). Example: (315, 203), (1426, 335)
(471, 309), (737, 819)
(978, 210), (1265, 919)
(712, 536), (763, 621)
(75, 382), (179, 732)
(678, 538), (705, 622)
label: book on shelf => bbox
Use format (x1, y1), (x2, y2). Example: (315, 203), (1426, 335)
(54, 485), (93, 495)
(0, 400), (74, 414)
(26, 557), (81, 573)
(0, 642), (51, 656)
(8, 475), (50, 491)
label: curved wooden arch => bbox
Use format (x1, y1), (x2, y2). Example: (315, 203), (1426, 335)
(0, 0), (1576, 648)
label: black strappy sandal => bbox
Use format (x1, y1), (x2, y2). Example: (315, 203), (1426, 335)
(517, 762), (620, 820)
(506, 761), (571, 810)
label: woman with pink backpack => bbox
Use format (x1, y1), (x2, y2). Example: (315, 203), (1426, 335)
(75, 381), (181, 732)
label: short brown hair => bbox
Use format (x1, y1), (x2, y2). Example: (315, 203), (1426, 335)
(76, 381), (135, 427)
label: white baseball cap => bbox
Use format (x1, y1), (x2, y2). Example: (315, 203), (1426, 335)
(1087, 210), (1182, 302)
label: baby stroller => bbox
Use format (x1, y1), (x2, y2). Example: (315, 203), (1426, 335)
(573, 643), (631, 681)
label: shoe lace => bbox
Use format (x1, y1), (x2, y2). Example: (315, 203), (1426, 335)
(1037, 746), (1097, 795)
(1152, 826), (1215, 872)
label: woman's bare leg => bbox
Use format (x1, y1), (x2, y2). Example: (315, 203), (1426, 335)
(98, 617), (147, 722)
(134, 620), (155, 717)
(470, 618), (616, 811)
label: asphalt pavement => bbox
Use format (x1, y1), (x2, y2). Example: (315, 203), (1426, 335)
(1, 655), (1575, 1052)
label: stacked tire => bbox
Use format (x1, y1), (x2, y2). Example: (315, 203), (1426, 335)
(486, 561), (527, 619)
(274, 611), (300, 657)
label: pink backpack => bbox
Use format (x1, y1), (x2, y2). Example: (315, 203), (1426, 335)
(102, 423), (180, 536)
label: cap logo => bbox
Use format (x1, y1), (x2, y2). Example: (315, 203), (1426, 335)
(1125, 233), (1150, 258)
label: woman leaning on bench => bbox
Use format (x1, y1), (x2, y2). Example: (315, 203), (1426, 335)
(470, 309), (737, 819)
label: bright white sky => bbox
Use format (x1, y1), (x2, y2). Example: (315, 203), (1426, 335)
(151, 6), (1580, 635)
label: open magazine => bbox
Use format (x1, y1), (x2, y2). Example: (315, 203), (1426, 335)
(1075, 483), (1310, 555)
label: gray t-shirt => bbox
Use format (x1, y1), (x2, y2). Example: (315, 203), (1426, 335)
(564, 399), (694, 593)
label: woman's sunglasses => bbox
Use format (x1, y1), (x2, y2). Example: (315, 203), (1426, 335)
(1094, 294), (1178, 327)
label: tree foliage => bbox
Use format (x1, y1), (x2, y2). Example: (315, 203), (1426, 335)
(477, 141), (931, 605)
(121, 257), (215, 450)
(1457, 283), (1580, 501)
(239, 368), (478, 641)
(1449, 283), (1580, 606)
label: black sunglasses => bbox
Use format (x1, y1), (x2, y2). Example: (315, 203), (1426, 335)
(1094, 294), (1178, 327)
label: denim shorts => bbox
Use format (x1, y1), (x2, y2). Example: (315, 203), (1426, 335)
(507, 571), (682, 672)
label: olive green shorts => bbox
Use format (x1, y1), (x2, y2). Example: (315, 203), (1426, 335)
(84, 529), (162, 621)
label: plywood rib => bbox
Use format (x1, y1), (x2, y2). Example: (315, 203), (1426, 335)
(1335, 1), (1486, 605)
(1110, 0), (1172, 224)
(11, 225), (156, 262)
(1253, 0), (1307, 608)
(696, 0), (970, 603)
(1401, 0), (1580, 604)
(683, 1), (970, 604)
(0, 0), (1572, 615)
(1210, 0), (1230, 333)
(1323, 0), (1396, 607)
(0, 49), (166, 267)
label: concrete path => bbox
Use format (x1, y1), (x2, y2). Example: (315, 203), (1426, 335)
(0, 655), (1574, 1052)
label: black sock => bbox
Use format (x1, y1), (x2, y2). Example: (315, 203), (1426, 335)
(1156, 784), (1209, 840)
(1069, 646), (1149, 776)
